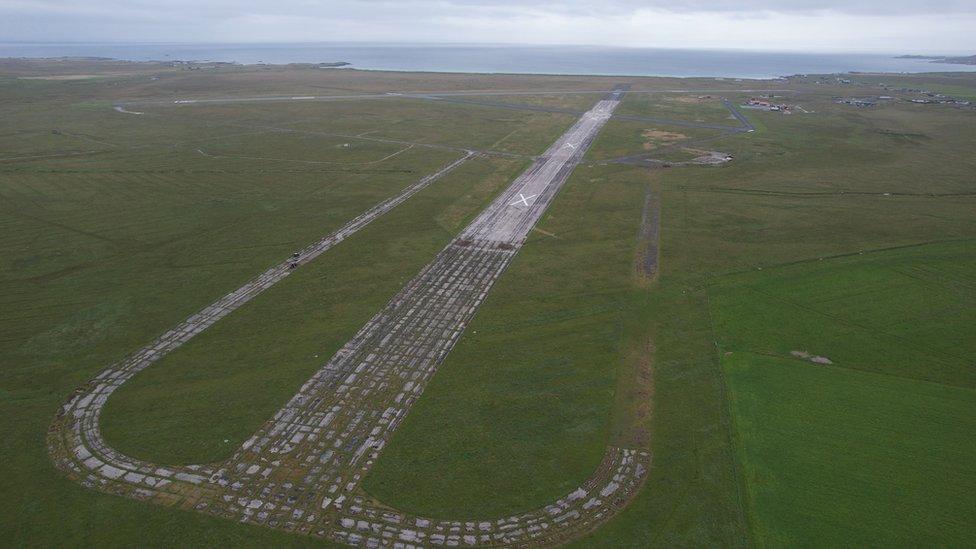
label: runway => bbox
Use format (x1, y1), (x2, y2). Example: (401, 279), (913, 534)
(50, 86), (648, 547)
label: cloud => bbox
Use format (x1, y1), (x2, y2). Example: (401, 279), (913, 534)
(439, 0), (976, 16)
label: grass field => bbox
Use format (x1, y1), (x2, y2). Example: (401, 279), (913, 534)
(712, 241), (976, 546)
(2, 59), (975, 546)
(616, 92), (743, 126)
(685, 81), (976, 547)
(711, 241), (976, 388)
(101, 155), (528, 464)
(361, 163), (647, 518)
(586, 119), (726, 161)
(448, 93), (607, 112)
(723, 352), (975, 546)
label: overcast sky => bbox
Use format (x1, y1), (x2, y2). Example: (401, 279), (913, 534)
(2, 0), (975, 54)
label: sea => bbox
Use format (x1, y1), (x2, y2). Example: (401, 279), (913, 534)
(2, 42), (974, 79)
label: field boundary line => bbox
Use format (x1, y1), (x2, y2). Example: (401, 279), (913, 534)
(710, 237), (976, 279)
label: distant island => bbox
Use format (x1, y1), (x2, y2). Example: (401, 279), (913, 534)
(896, 54), (976, 65)
(283, 61), (351, 68)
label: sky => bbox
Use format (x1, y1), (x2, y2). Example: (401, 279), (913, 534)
(2, 0), (975, 54)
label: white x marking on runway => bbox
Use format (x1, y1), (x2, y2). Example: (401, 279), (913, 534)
(509, 193), (538, 207)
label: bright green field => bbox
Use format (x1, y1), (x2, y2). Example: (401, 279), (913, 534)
(712, 241), (976, 388)
(723, 352), (975, 546)
(712, 241), (976, 546)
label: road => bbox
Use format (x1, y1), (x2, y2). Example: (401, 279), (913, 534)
(50, 87), (648, 547)
(116, 86), (790, 137)
(121, 87), (792, 107)
(123, 88), (766, 136)
(723, 98), (756, 131)
(412, 94), (748, 131)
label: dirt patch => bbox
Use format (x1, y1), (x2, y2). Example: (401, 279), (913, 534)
(641, 129), (688, 150)
(18, 75), (105, 80)
(791, 350), (834, 365)
(612, 337), (655, 450)
(531, 227), (558, 239)
(635, 184), (660, 281)
(666, 95), (714, 104)
(683, 148), (734, 165)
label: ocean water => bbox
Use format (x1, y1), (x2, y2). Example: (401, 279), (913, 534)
(2, 42), (974, 79)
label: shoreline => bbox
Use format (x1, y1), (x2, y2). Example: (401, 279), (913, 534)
(6, 55), (976, 82)
(4, 44), (976, 79)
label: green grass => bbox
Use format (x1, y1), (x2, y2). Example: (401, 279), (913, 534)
(0, 66), (588, 546)
(0, 145), (468, 545)
(711, 241), (976, 388)
(585, 119), (724, 161)
(852, 73), (976, 101)
(616, 93), (742, 126)
(629, 83), (976, 546)
(3, 60), (976, 547)
(138, 97), (580, 157)
(576, 275), (749, 547)
(101, 155), (526, 464)
(454, 93), (607, 111)
(723, 352), (976, 547)
(711, 241), (976, 546)
(359, 100), (755, 542)
(361, 164), (646, 518)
